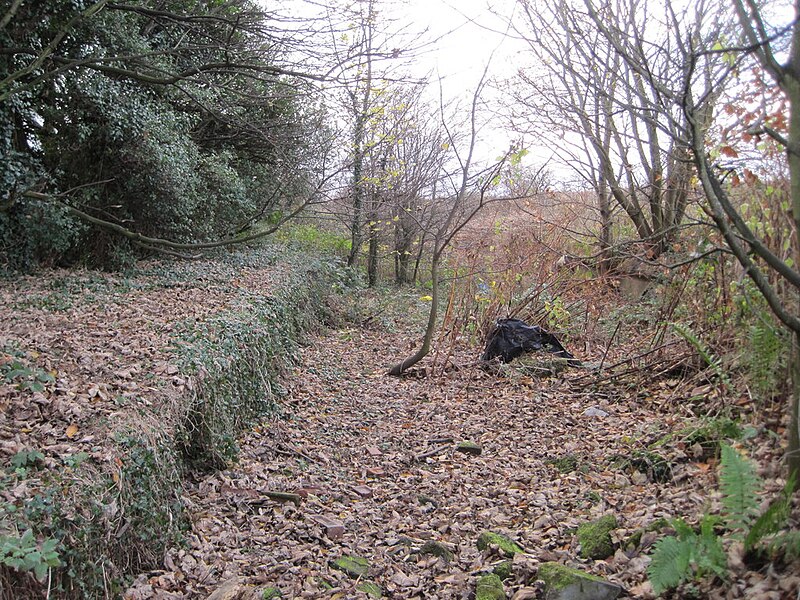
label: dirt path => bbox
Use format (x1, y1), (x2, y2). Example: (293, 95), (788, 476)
(124, 317), (745, 600)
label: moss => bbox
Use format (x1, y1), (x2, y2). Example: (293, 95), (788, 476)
(356, 581), (382, 598)
(330, 555), (370, 578)
(538, 562), (605, 589)
(457, 441), (482, 455)
(477, 531), (524, 556)
(577, 514), (618, 559)
(493, 560), (513, 580)
(261, 588), (283, 599)
(419, 540), (454, 563)
(476, 573), (505, 600)
(548, 453), (580, 474)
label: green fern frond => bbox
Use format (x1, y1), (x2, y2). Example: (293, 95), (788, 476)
(719, 444), (761, 535)
(768, 530), (800, 560)
(745, 314), (789, 400)
(648, 535), (693, 595)
(672, 517), (697, 540)
(697, 515), (728, 578)
(671, 322), (731, 386)
(745, 473), (795, 550)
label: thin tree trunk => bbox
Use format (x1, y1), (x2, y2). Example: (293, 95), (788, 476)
(790, 331), (800, 487)
(388, 254), (439, 375)
(367, 218), (379, 287)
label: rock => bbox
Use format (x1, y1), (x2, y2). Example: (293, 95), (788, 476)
(419, 540), (455, 563)
(356, 581), (382, 598)
(576, 515), (618, 559)
(538, 562), (622, 600)
(476, 573), (506, 600)
(493, 560), (513, 580)
(330, 555), (370, 578)
(582, 406), (609, 418)
(390, 571), (419, 587)
(457, 441), (482, 455)
(207, 577), (247, 600)
(477, 531), (524, 556)
(366, 466), (385, 477)
(261, 588), (283, 599)
(310, 515), (345, 540)
(511, 587), (540, 600)
(366, 445), (383, 456)
(352, 485), (373, 498)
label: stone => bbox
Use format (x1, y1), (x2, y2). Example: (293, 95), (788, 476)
(457, 441), (482, 455)
(538, 562), (622, 600)
(477, 531), (524, 556)
(576, 515), (618, 560)
(511, 587), (540, 600)
(366, 445), (383, 456)
(493, 560), (513, 581)
(390, 571), (419, 587)
(476, 573), (506, 600)
(352, 485), (373, 498)
(330, 555), (370, 578)
(419, 540), (455, 563)
(207, 578), (246, 600)
(356, 581), (382, 598)
(366, 466), (386, 477)
(582, 407), (609, 418)
(310, 515), (345, 540)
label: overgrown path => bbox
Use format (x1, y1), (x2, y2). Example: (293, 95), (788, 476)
(127, 315), (757, 599)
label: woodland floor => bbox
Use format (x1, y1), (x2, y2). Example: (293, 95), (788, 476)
(124, 292), (795, 600)
(1, 260), (797, 599)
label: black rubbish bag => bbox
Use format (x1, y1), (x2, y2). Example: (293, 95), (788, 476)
(481, 318), (579, 365)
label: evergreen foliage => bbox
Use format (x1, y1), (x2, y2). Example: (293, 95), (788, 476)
(0, 1), (326, 270)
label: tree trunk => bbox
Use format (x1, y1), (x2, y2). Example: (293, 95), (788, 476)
(367, 218), (379, 287)
(791, 331), (800, 488)
(388, 254), (439, 375)
(597, 176), (612, 274)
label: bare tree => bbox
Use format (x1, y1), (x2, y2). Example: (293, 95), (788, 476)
(582, 0), (800, 480)
(389, 70), (511, 375)
(512, 0), (723, 261)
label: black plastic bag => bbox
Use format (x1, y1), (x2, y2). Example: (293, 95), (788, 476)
(481, 318), (578, 365)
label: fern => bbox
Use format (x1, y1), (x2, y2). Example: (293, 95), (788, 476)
(719, 444), (761, 535)
(647, 516), (727, 594)
(695, 515), (727, 579)
(648, 535), (693, 595)
(767, 530), (800, 560)
(739, 289), (790, 400)
(649, 445), (796, 595)
(671, 322), (730, 387)
(745, 473), (795, 551)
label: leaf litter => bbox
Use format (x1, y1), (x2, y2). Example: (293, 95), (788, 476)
(0, 267), (796, 599)
(125, 293), (797, 599)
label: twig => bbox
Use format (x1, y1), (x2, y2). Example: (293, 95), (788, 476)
(598, 321), (621, 374)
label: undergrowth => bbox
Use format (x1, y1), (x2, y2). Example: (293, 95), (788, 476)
(174, 253), (353, 470)
(648, 444), (798, 595)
